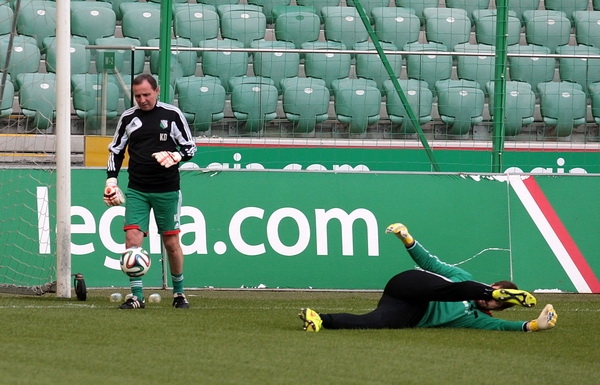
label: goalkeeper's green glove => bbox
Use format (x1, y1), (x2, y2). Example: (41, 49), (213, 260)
(528, 304), (558, 332)
(103, 177), (124, 206)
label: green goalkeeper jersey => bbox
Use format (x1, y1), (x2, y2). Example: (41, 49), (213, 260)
(408, 242), (527, 331)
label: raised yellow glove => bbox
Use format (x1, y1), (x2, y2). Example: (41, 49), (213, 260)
(528, 304), (558, 332)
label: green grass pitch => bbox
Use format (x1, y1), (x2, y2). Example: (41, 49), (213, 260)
(1, 291), (598, 385)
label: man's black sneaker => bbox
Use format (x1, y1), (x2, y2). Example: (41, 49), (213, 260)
(172, 293), (190, 309)
(119, 295), (145, 309)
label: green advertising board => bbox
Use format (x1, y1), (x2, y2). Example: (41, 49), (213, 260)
(2, 168), (598, 293)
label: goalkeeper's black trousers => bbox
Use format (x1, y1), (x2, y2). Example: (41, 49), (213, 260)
(320, 270), (495, 330)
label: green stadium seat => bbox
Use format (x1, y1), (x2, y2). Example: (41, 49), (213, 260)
(588, 81), (600, 124)
(485, 81), (536, 137)
(0, 39), (41, 89)
(372, 7), (420, 50)
(44, 39), (91, 75)
(435, 79), (485, 136)
(383, 78), (433, 135)
(423, 7), (471, 51)
(101, 0), (137, 21)
(70, 1), (115, 50)
(71, 73), (120, 130)
(346, 0), (389, 23)
(147, 38), (197, 85)
(281, 77), (330, 134)
(16, 73), (57, 130)
(199, 39), (249, 93)
(274, 8), (321, 49)
(445, 0), (490, 22)
(544, 0), (588, 22)
(230, 76), (279, 133)
(0, 3), (13, 37)
(556, 45), (600, 96)
(0, 78), (14, 118)
(394, 0), (438, 25)
(322, 6), (368, 50)
(537, 81), (587, 137)
(331, 78), (381, 134)
(251, 40), (299, 94)
(16, 0), (57, 50)
(472, 9), (522, 46)
(94, 36), (146, 76)
(508, 0), (540, 25)
(573, 11), (600, 49)
(175, 75), (226, 133)
(296, 0), (341, 23)
(507, 45), (556, 97)
(403, 42), (452, 95)
(523, 10), (571, 53)
(455, 43), (496, 94)
(354, 41), (403, 94)
(120, 3), (162, 49)
(302, 41), (352, 90)
(219, 6), (266, 48)
(173, 4), (219, 48)
(248, 0), (291, 24)
(198, 0), (240, 7)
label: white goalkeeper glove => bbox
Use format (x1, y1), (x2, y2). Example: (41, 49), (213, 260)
(528, 304), (558, 332)
(103, 177), (125, 207)
(152, 151), (182, 168)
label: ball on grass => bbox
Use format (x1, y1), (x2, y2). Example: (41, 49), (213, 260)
(148, 293), (161, 303)
(110, 293), (123, 302)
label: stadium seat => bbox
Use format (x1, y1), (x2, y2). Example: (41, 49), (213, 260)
(248, 0), (291, 24)
(556, 45), (600, 96)
(16, 0), (57, 50)
(0, 40), (41, 87)
(101, 0), (137, 21)
(346, 0), (389, 23)
(175, 75), (226, 133)
(219, 6), (266, 47)
(281, 77), (331, 134)
(588, 81), (600, 124)
(403, 42), (452, 95)
(0, 78), (14, 118)
(472, 9), (522, 46)
(274, 8), (321, 49)
(573, 11), (600, 49)
(173, 4), (220, 47)
(394, 0), (438, 25)
(302, 41), (352, 90)
(216, 4), (262, 18)
(371, 7), (420, 50)
(508, 0), (540, 25)
(445, 0), (490, 22)
(595, 0), (600, 11)
(322, 6), (369, 50)
(272, 4), (318, 21)
(435, 79), (485, 136)
(0, 34), (38, 48)
(544, 0), (588, 22)
(199, 38), (249, 93)
(120, 4), (161, 49)
(383, 78), (433, 134)
(71, 73), (120, 130)
(485, 81), (536, 137)
(229, 76), (279, 133)
(507, 45), (556, 97)
(251, 40), (299, 94)
(354, 41), (403, 94)
(44, 39), (91, 75)
(94, 37), (146, 76)
(423, 7), (471, 51)
(0, 3), (13, 37)
(454, 43), (496, 94)
(296, 0), (341, 22)
(16, 73), (57, 130)
(537, 81), (587, 137)
(198, 0), (240, 6)
(71, 2), (116, 46)
(523, 10), (571, 53)
(147, 38), (197, 84)
(331, 78), (381, 134)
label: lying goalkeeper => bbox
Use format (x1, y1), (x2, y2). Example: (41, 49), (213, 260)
(299, 223), (558, 333)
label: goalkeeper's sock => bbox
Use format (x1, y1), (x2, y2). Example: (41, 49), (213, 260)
(129, 277), (144, 301)
(172, 273), (184, 294)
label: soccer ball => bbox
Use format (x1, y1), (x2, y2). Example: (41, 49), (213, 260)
(120, 246), (151, 277)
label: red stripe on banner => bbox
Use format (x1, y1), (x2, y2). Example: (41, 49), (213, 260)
(523, 177), (600, 292)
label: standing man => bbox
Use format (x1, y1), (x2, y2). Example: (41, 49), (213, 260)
(103, 74), (197, 309)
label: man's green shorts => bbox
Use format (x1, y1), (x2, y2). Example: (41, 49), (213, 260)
(125, 188), (182, 235)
